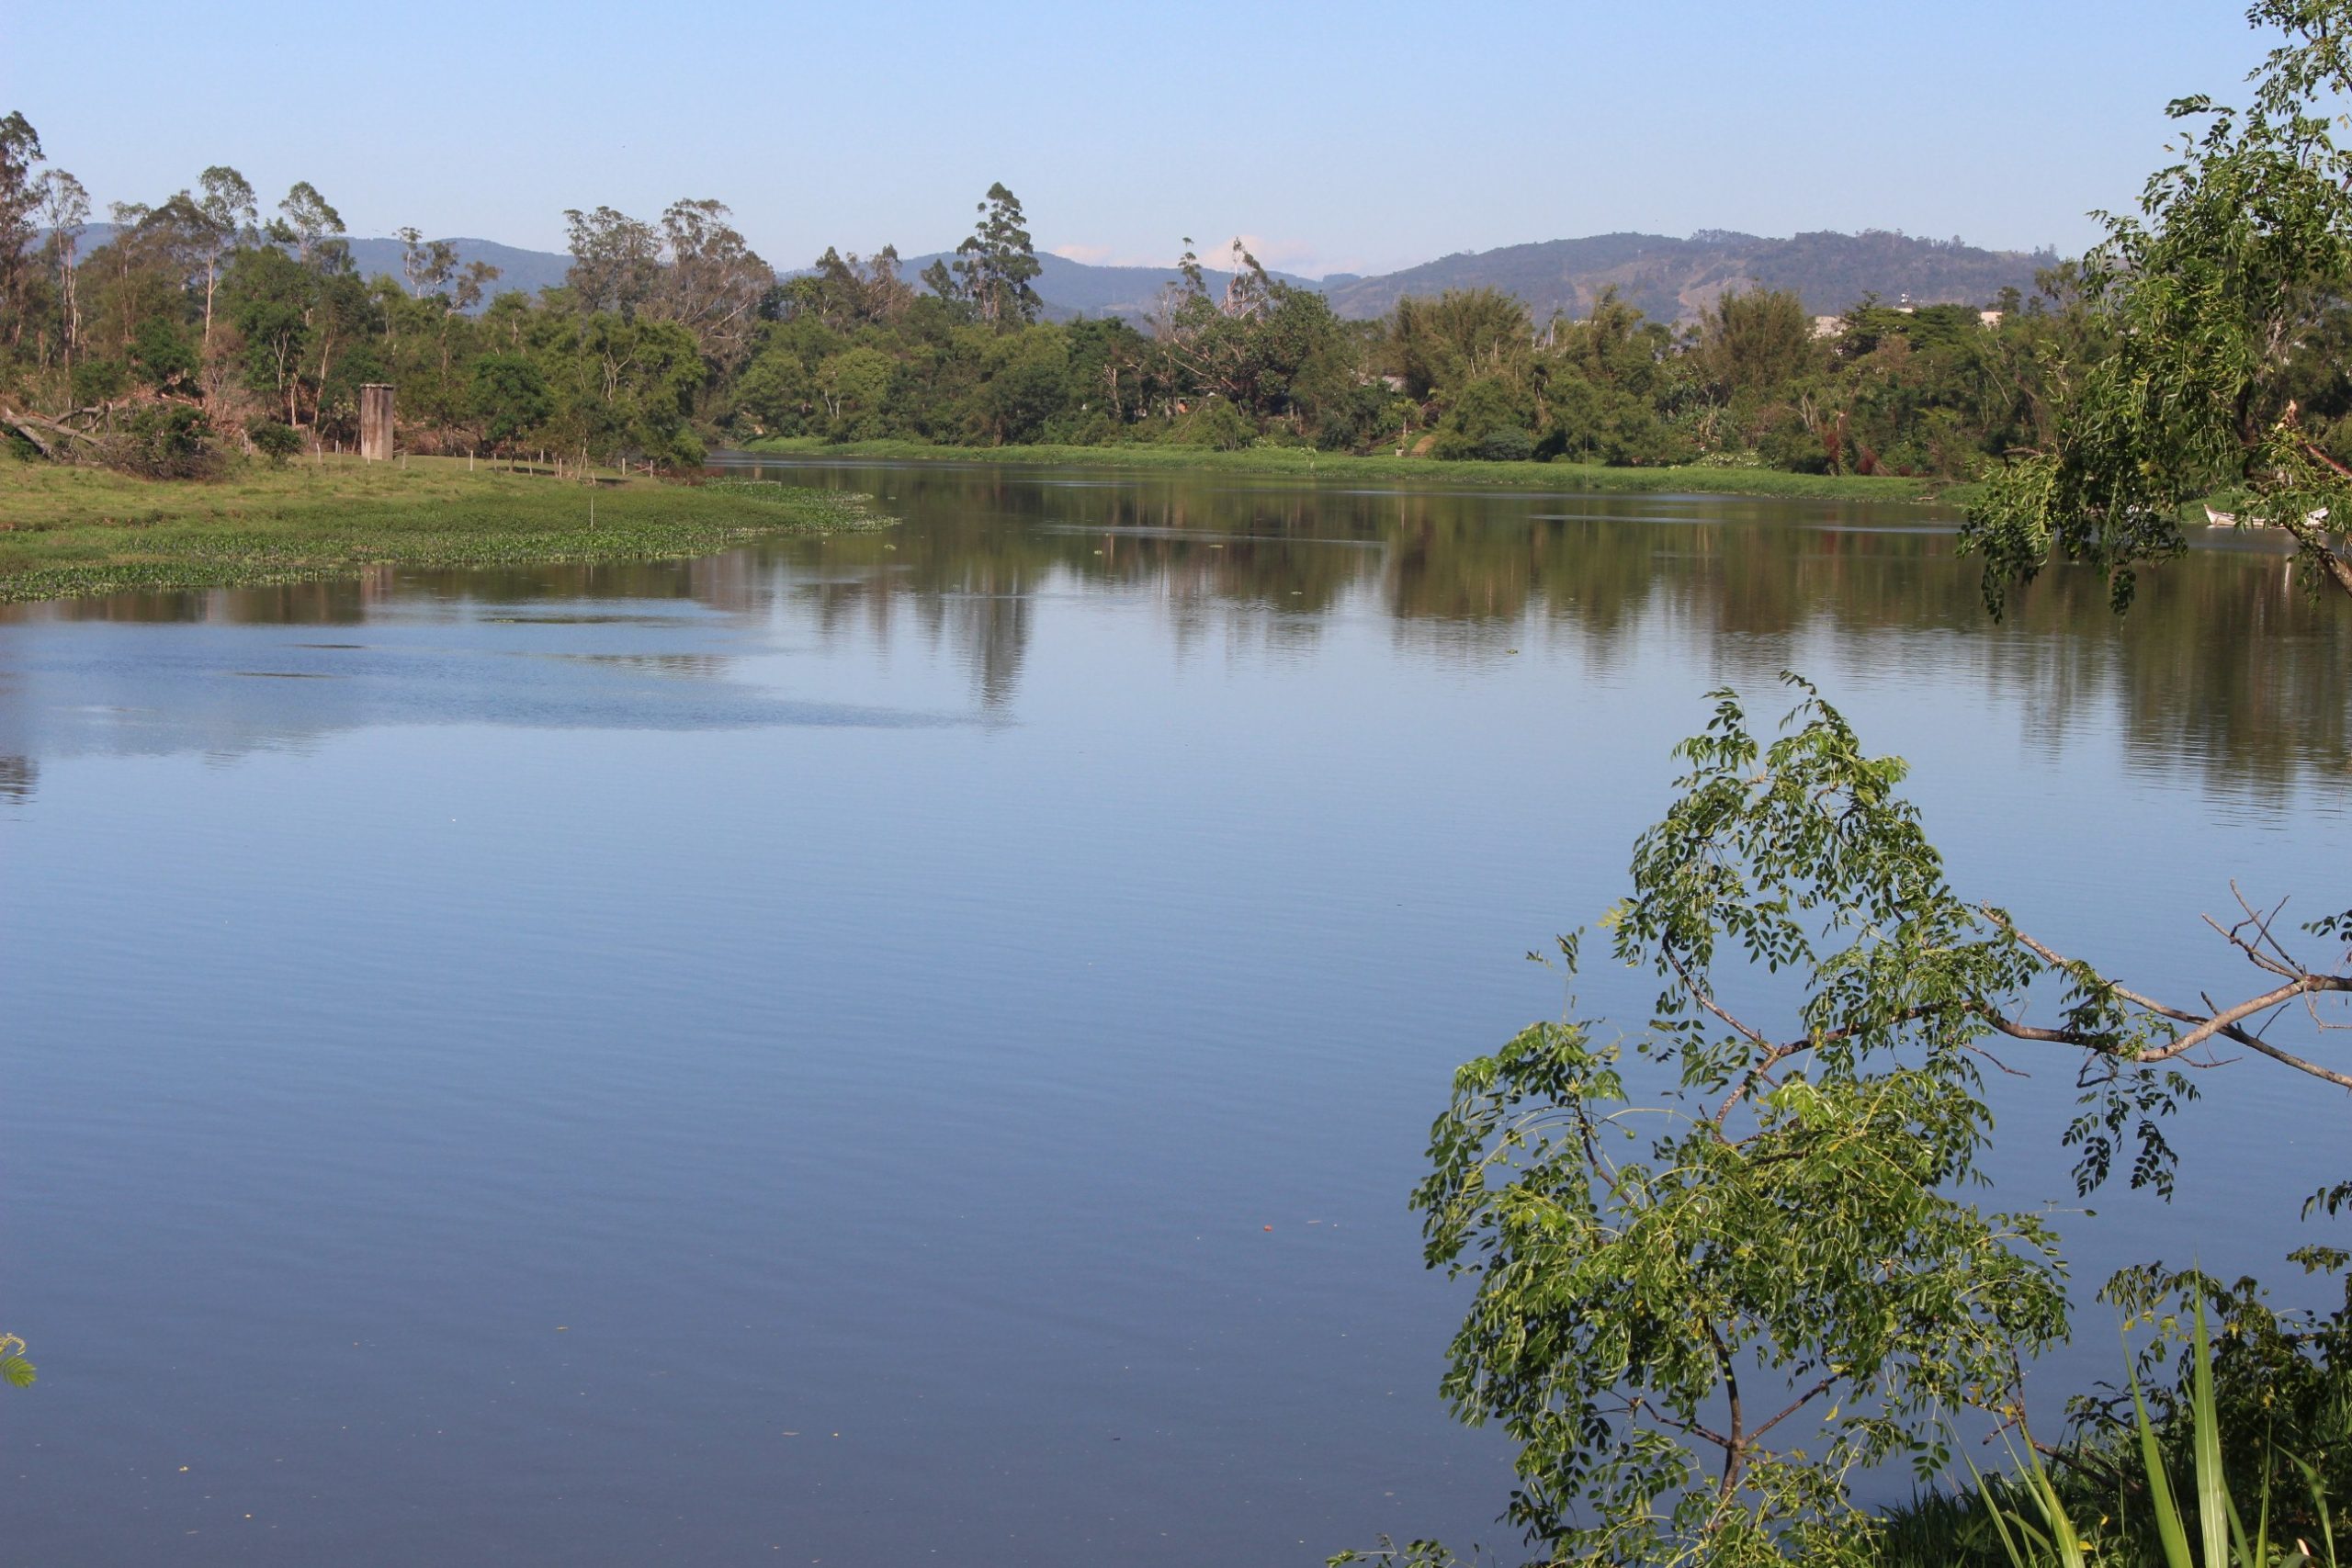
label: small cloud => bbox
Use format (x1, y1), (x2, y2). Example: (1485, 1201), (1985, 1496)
(1049, 242), (1175, 268)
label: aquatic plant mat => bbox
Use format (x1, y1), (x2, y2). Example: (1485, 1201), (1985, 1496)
(736, 436), (1959, 502)
(0, 458), (887, 604)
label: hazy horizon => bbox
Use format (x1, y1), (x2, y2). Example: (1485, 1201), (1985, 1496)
(3, 0), (2273, 278)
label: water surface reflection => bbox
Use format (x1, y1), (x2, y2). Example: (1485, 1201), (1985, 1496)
(3, 463), (2339, 795)
(3, 463), (2346, 1568)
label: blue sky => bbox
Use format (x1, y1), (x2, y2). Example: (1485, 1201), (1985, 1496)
(2, 0), (2274, 276)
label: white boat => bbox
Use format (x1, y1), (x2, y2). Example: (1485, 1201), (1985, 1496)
(2202, 503), (2329, 529)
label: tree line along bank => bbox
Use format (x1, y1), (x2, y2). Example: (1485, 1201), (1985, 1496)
(21, 117), (2335, 486)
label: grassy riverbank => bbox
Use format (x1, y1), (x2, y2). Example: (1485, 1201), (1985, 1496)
(0, 457), (885, 604)
(736, 435), (1962, 502)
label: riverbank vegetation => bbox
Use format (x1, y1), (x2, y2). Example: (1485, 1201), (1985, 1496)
(0, 113), (2260, 498)
(0, 457), (879, 602)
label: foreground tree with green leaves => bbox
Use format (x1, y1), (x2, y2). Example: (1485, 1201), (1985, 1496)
(1341, 678), (2348, 1568)
(1388, 684), (2080, 1566)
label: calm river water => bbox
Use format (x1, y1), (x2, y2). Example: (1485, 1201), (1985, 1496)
(4, 460), (2348, 1565)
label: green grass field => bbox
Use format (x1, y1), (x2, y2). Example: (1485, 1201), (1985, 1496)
(735, 435), (1963, 502)
(0, 457), (885, 604)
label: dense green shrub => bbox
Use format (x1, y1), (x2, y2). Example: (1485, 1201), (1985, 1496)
(106, 404), (218, 479)
(68, 357), (125, 409)
(1172, 398), (1254, 451)
(1476, 425), (1534, 461)
(130, 319), (197, 392)
(1310, 383), (1397, 453)
(1429, 377), (1533, 461)
(249, 420), (304, 466)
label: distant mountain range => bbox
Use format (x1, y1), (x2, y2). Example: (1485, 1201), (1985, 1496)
(60, 226), (576, 299)
(885, 233), (2052, 322)
(55, 225), (2056, 326)
(895, 251), (1325, 322)
(341, 234), (574, 297)
(1320, 231), (2058, 323)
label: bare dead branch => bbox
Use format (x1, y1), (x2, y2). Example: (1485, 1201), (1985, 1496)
(1749, 1377), (1838, 1440)
(1657, 943), (1770, 1051)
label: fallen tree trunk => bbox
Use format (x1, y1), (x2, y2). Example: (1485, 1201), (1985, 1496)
(0, 409), (107, 460)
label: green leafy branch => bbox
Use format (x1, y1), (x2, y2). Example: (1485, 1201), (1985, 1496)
(1389, 679), (2349, 1567)
(1962, 0), (2352, 613)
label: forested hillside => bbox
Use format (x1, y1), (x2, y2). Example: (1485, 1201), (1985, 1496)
(1321, 229), (2054, 323)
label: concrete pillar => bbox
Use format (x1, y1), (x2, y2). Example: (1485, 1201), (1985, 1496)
(359, 384), (395, 462)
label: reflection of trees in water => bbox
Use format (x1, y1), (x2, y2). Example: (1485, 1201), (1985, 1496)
(0, 558), (786, 625)
(798, 468), (2346, 790)
(783, 479), (1370, 705)
(795, 503), (1046, 710)
(2, 463), (2341, 791)
(5, 568), (400, 626)
(1994, 554), (2347, 796)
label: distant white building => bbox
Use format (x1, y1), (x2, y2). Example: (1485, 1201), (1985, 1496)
(1815, 301), (2007, 341)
